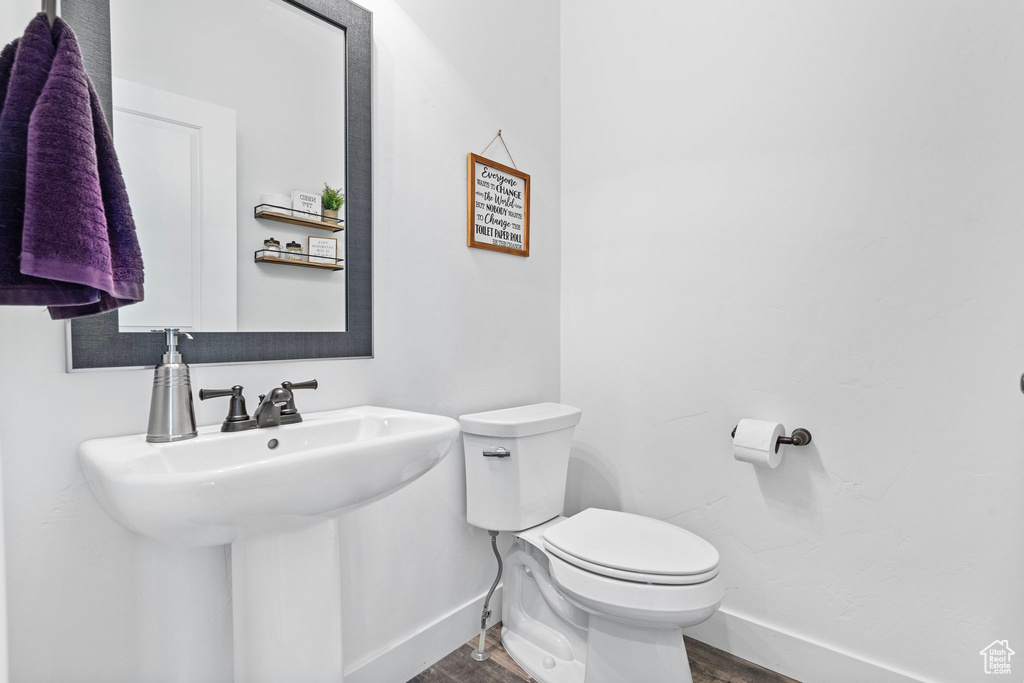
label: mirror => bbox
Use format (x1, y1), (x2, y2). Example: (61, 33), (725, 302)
(112, 0), (347, 333)
(65, 0), (371, 368)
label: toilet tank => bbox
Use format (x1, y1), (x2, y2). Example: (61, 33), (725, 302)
(460, 403), (582, 531)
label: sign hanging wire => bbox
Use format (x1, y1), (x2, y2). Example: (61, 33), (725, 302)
(480, 130), (518, 170)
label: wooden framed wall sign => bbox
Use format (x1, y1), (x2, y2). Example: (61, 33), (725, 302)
(467, 153), (530, 257)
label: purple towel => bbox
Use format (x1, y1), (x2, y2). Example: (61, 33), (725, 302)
(0, 13), (100, 308)
(0, 37), (16, 99)
(22, 17), (144, 319)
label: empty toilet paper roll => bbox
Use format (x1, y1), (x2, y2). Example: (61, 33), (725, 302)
(733, 419), (786, 468)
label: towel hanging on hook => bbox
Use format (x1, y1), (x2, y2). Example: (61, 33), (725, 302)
(0, 11), (145, 316)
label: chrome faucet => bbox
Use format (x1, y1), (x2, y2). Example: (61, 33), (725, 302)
(200, 380), (318, 432)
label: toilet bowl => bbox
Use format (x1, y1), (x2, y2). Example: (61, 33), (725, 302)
(460, 404), (723, 683)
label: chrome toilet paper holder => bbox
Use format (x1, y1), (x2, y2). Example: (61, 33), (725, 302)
(731, 425), (813, 450)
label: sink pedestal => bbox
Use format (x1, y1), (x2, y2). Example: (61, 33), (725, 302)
(231, 519), (344, 683)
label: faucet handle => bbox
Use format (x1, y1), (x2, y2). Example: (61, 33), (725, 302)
(283, 379), (318, 391)
(199, 385), (250, 425)
(198, 387), (236, 400)
(280, 380), (317, 416)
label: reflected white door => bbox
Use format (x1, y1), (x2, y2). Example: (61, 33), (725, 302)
(113, 78), (238, 332)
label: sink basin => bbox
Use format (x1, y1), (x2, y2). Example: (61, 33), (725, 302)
(79, 405), (461, 546)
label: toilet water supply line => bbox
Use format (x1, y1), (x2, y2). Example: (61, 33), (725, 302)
(472, 530), (502, 662)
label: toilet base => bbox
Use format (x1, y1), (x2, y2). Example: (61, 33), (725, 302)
(503, 626), (586, 683)
(504, 620), (693, 683)
(500, 532), (709, 683)
(583, 617), (691, 683)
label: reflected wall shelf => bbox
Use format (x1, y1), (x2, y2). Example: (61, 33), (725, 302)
(254, 204), (345, 233)
(254, 249), (344, 271)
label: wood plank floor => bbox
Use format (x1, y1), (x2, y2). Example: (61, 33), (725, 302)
(408, 623), (800, 683)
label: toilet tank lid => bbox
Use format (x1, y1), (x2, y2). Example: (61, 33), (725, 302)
(459, 403), (582, 438)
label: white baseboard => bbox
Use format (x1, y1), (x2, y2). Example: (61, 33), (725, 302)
(684, 607), (933, 683)
(345, 586), (502, 683)
(345, 590), (930, 683)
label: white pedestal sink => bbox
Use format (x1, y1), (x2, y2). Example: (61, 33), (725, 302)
(79, 405), (460, 683)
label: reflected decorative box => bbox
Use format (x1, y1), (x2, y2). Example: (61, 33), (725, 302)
(292, 189), (322, 221)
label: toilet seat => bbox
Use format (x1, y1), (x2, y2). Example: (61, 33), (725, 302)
(542, 508), (719, 585)
(544, 543), (718, 585)
(546, 552), (725, 627)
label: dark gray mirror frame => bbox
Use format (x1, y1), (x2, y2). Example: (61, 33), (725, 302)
(63, 0), (372, 369)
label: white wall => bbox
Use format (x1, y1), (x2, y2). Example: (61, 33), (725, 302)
(560, 2), (1023, 682)
(0, 0), (560, 680)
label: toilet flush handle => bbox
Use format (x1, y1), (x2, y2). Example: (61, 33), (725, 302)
(482, 447), (511, 458)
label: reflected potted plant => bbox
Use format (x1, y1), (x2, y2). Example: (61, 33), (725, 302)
(321, 183), (345, 224)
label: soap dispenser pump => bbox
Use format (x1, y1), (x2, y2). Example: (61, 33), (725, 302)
(146, 328), (198, 443)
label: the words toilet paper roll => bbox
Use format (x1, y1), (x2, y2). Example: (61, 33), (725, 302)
(733, 419), (786, 468)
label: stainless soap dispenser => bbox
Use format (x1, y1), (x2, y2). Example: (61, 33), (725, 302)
(146, 328), (198, 443)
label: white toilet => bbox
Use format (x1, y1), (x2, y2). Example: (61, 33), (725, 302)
(460, 403), (723, 683)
